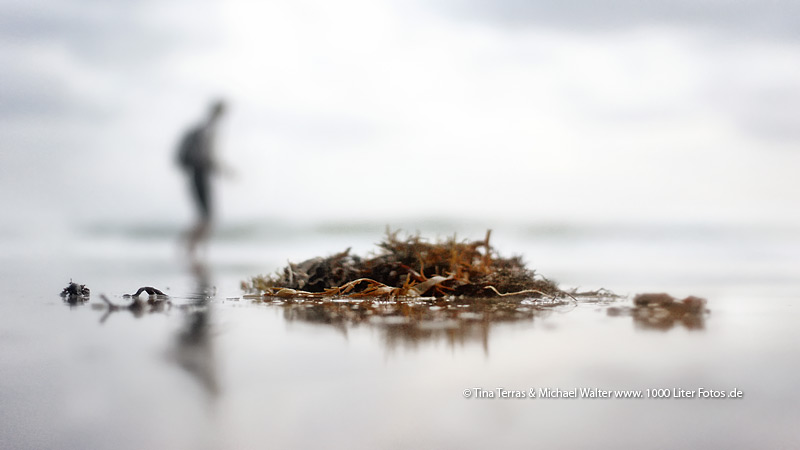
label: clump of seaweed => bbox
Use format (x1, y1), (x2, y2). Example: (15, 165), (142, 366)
(243, 229), (566, 300)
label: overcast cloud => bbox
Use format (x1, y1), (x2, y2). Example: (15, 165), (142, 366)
(1, 0), (799, 227)
(429, 0), (800, 38)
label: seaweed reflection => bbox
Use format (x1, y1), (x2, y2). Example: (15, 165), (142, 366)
(270, 297), (570, 353)
(92, 294), (172, 323)
(607, 293), (709, 331)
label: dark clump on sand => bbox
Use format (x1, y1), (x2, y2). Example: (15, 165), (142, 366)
(123, 286), (169, 298)
(243, 229), (564, 299)
(61, 281), (90, 303)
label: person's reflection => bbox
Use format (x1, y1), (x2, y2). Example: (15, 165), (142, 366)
(169, 260), (219, 397)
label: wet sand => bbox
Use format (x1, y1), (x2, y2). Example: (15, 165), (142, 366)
(1, 227), (799, 449)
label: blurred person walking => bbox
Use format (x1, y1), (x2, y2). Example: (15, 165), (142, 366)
(176, 100), (228, 258)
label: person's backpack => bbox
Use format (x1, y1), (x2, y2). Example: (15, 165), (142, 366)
(177, 127), (202, 169)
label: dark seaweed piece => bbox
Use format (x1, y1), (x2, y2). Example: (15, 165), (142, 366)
(124, 286), (168, 298)
(61, 280), (90, 302)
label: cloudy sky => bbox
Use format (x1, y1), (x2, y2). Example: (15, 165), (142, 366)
(2, 0), (800, 227)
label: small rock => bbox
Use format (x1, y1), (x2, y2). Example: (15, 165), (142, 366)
(681, 296), (706, 313)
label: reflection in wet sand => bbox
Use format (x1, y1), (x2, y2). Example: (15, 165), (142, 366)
(269, 297), (572, 352)
(171, 303), (219, 396)
(271, 290), (709, 348)
(91, 295), (172, 323)
(82, 262), (221, 397)
(607, 293), (709, 331)
(168, 260), (219, 397)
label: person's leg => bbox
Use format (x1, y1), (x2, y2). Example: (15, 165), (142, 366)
(192, 169), (212, 221)
(186, 170), (212, 258)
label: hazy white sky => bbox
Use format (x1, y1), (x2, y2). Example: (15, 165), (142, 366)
(2, 0), (800, 226)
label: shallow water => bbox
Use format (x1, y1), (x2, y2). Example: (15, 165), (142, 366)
(1, 222), (799, 449)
